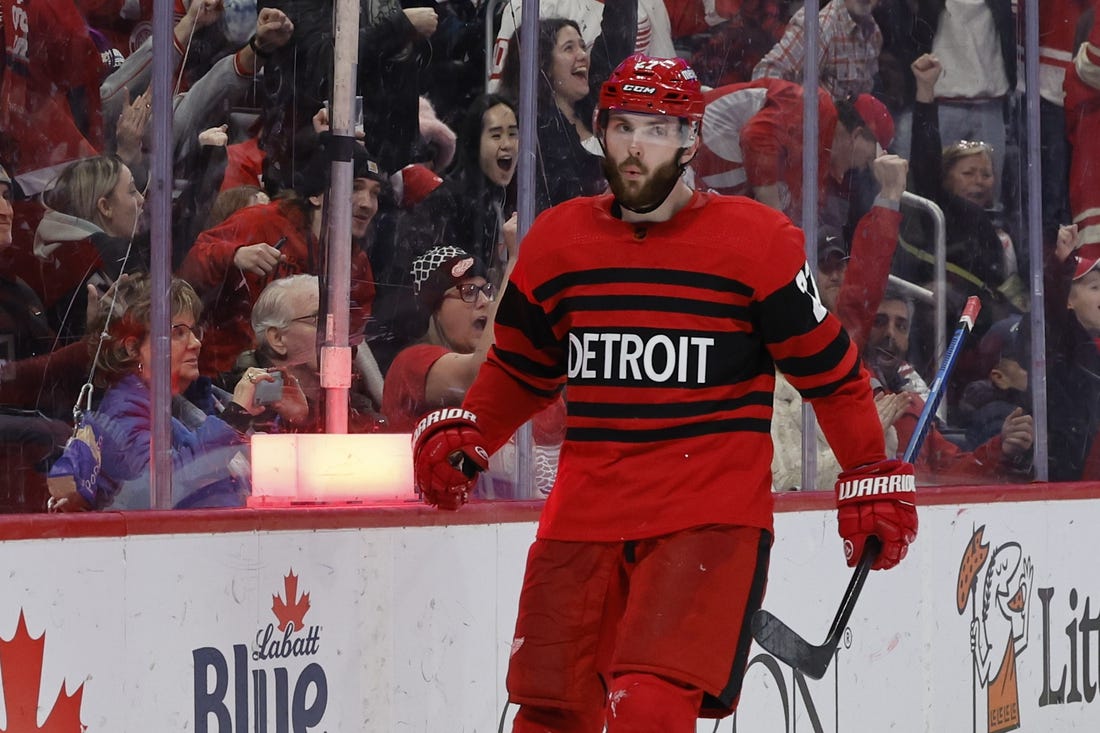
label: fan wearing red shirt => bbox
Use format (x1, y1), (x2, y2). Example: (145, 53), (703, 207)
(413, 55), (917, 732)
(179, 140), (382, 376)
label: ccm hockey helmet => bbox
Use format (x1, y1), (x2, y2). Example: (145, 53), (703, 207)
(598, 55), (705, 124)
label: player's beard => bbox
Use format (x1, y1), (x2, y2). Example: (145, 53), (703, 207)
(602, 151), (684, 214)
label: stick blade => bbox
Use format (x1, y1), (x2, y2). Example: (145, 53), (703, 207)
(751, 609), (833, 680)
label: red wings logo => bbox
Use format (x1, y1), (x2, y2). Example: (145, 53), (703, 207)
(0, 611), (86, 732)
(272, 571), (311, 632)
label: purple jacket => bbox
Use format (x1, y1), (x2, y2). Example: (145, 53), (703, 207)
(49, 374), (248, 509)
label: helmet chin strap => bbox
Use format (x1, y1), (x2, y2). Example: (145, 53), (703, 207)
(605, 148), (693, 216)
(596, 119), (702, 216)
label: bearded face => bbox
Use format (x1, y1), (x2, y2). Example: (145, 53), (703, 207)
(598, 111), (696, 214)
(865, 299), (911, 388)
(601, 148), (687, 213)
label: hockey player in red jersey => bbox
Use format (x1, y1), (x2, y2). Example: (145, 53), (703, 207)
(412, 54), (917, 731)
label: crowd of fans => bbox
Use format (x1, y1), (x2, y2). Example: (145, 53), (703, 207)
(1, 0), (1098, 511)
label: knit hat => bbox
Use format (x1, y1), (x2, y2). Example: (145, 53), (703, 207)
(411, 246), (488, 313)
(853, 94), (894, 151)
(392, 163), (443, 208)
(293, 138), (385, 198)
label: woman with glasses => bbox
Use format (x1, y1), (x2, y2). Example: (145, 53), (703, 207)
(46, 273), (306, 511)
(382, 246), (507, 433)
(372, 94), (520, 375)
(383, 242), (567, 496)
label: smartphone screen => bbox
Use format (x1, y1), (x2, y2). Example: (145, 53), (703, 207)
(253, 371), (284, 406)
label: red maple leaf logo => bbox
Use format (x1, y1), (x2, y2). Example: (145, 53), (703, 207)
(272, 570), (311, 632)
(0, 610), (86, 732)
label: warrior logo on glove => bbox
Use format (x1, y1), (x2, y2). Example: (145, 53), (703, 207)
(411, 408), (490, 510)
(836, 472), (915, 500)
(412, 407), (481, 444)
(835, 459), (918, 570)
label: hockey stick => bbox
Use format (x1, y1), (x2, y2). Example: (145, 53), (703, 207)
(751, 295), (982, 680)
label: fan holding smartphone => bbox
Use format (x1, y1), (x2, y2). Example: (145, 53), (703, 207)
(251, 369), (285, 407)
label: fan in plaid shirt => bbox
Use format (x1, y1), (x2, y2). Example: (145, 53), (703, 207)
(752, 0), (883, 101)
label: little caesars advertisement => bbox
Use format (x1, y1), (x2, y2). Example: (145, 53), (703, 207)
(732, 502), (1100, 732)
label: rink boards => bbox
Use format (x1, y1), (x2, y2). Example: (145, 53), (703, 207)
(0, 485), (1097, 732)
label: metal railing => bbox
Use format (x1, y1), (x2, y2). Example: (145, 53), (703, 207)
(900, 190), (948, 366)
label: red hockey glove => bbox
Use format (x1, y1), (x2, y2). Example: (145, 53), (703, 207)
(835, 459), (918, 570)
(412, 408), (490, 510)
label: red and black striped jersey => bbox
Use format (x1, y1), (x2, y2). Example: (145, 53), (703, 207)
(464, 190), (885, 541)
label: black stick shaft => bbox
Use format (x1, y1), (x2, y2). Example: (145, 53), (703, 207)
(751, 296), (982, 677)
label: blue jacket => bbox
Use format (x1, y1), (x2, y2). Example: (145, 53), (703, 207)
(50, 374), (248, 509)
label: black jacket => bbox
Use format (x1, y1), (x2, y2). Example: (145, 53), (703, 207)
(397, 170), (512, 279)
(260, 0), (425, 176)
(901, 99), (1021, 333)
(1045, 253), (1100, 480)
(521, 0), (637, 212)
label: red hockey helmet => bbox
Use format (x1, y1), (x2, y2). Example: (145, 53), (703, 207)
(599, 54), (705, 124)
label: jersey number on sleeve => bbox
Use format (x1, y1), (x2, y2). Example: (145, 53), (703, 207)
(795, 263), (828, 323)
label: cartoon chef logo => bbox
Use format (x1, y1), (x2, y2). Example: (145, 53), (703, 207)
(957, 525), (1034, 733)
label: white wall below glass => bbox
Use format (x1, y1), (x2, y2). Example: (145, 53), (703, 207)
(0, 495), (1092, 732)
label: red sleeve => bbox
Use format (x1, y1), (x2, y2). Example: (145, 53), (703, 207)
(739, 81), (809, 189)
(835, 205), (903, 352)
(349, 249), (376, 333)
(0, 340), (91, 409)
(179, 231), (242, 293)
(381, 344), (449, 433)
(663, 0), (707, 37)
(463, 220), (565, 453)
(809, 360), (887, 472)
(753, 211), (886, 472)
(178, 206), (270, 291)
(894, 408), (973, 475)
(739, 104), (788, 188)
(893, 396), (1015, 479)
(464, 355), (560, 454)
(40, 0), (104, 149)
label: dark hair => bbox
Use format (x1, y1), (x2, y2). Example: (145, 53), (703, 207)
(455, 93), (518, 176)
(499, 18), (583, 114)
(880, 283), (915, 320)
(834, 96), (869, 137)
